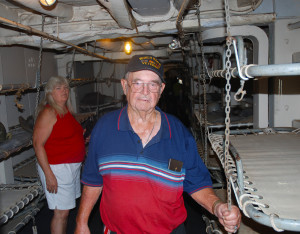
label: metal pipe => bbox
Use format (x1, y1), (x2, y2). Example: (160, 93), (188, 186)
(246, 203), (300, 232)
(229, 144), (245, 194)
(204, 63), (300, 79)
(236, 36), (244, 66)
(212, 127), (295, 135)
(207, 122), (253, 129)
(0, 16), (113, 62)
(176, 0), (191, 43)
(243, 63), (300, 77)
(12, 0), (73, 21)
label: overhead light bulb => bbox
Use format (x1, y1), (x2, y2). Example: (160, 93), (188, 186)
(124, 41), (132, 55)
(40, 0), (56, 6)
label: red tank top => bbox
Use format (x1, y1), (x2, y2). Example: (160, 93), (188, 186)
(45, 110), (85, 164)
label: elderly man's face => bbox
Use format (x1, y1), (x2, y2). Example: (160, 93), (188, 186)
(121, 70), (165, 113)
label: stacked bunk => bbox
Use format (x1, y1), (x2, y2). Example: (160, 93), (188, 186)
(0, 182), (43, 233)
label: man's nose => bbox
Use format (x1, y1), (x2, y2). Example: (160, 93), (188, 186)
(141, 83), (150, 94)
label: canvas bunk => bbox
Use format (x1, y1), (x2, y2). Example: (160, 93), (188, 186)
(13, 156), (38, 183)
(208, 128), (300, 232)
(0, 127), (32, 162)
(194, 110), (253, 130)
(0, 183), (42, 225)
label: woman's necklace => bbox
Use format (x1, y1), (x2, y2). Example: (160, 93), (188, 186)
(143, 111), (157, 147)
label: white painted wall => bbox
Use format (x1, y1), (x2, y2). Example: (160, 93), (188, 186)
(271, 19), (300, 127)
(0, 46), (57, 183)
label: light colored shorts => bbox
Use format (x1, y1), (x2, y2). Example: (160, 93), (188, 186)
(37, 162), (82, 210)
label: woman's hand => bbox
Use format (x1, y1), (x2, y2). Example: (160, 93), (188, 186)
(83, 129), (91, 144)
(45, 170), (58, 193)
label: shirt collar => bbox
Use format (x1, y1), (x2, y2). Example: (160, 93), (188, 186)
(117, 105), (171, 140)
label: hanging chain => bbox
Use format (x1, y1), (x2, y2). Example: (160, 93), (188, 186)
(67, 49), (76, 79)
(192, 34), (205, 157)
(196, 5), (208, 165)
(224, 0), (233, 211)
(34, 15), (45, 114)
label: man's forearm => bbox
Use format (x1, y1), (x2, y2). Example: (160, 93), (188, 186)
(76, 185), (102, 229)
(190, 187), (222, 215)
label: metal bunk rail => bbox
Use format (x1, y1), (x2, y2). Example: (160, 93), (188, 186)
(0, 78), (95, 93)
(195, 63), (300, 80)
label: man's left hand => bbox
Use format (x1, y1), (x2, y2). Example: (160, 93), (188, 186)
(215, 203), (241, 233)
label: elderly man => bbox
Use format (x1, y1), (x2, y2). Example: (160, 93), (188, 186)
(75, 55), (241, 234)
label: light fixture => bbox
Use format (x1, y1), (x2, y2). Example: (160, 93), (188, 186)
(169, 39), (181, 50)
(40, 0), (56, 7)
(124, 41), (132, 55)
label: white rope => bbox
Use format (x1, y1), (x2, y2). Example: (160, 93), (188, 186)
(270, 214), (284, 232)
(242, 64), (255, 78)
(213, 230), (223, 234)
(292, 128), (300, 134)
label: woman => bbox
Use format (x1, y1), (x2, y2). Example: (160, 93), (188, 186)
(33, 76), (85, 234)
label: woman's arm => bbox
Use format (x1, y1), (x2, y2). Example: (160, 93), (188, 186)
(33, 107), (57, 193)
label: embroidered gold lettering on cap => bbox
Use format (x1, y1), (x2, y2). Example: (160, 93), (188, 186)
(139, 56), (161, 70)
(126, 55), (165, 83)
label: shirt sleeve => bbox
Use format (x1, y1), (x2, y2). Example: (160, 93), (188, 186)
(81, 123), (103, 187)
(183, 133), (212, 194)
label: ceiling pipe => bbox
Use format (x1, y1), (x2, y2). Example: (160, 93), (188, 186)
(176, 0), (191, 44)
(0, 16), (113, 62)
(12, 0), (73, 21)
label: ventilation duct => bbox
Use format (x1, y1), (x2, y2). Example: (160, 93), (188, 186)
(97, 0), (136, 29)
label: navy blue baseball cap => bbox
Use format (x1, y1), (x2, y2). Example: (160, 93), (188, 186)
(126, 55), (165, 83)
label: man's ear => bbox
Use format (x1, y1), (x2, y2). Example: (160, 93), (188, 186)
(121, 79), (127, 94)
(160, 83), (166, 95)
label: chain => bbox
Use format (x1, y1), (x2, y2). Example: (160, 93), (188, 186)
(67, 49), (76, 79)
(34, 15), (45, 114)
(196, 6), (208, 165)
(224, 0), (232, 212)
(192, 34), (205, 156)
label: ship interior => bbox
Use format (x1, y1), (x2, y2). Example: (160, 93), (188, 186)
(0, 0), (300, 233)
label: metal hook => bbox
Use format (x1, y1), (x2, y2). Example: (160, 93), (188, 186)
(234, 80), (246, 101)
(232, 39), (249, 81)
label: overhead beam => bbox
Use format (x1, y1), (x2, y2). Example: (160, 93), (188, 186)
(55, 49), (170, 62)
(0, 16), (113, 62)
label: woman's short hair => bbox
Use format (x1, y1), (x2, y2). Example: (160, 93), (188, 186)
(36, 76), (73, 117)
